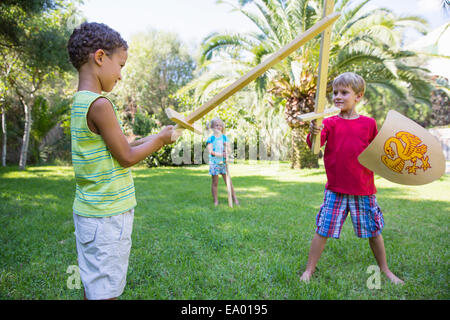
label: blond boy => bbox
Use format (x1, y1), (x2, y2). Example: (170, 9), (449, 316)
(300, 72), (403, 285)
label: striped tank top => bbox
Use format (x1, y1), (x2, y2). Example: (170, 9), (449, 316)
(70, 90), (136, 217)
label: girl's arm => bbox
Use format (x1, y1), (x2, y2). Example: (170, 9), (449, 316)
(87, 98), (174, 168)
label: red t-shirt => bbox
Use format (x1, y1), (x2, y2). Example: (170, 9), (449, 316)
(307, 115), (378, 195)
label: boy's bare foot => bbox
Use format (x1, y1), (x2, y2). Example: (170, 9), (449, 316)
(214, 201), (219, 206)
(383, 270), (404, 285)
(300, 271), (313, 282)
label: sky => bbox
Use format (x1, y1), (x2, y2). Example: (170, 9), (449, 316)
(77, 0), (449, 78)
(78, 0), (450, 46)
(77, 0), (260, 46)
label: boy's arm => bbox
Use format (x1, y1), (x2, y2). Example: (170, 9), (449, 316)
(129, 135), (159, 147)
(87, 98), (174, 168)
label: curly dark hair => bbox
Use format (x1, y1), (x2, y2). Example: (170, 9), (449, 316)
(67, 22), (128, 70)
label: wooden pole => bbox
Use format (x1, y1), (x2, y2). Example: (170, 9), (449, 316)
(297, 106), (340, 122)
(224, 142), (233, 208)
(311, 0), (335, 154)
(1, 105), (6, 167)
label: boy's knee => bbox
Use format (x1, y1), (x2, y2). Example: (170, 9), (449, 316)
(315, 232), (327, 239)
(313, 232), (329, 243)
(368, 233), (383, 242)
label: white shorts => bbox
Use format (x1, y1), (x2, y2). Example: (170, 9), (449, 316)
(73, 209), (134, 300)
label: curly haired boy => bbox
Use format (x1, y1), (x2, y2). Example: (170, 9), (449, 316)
(67, 22), (175, 300)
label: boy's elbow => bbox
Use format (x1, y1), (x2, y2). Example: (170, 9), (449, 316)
(116, 154), (135, 168)
(120, 160), (133, 168)
(120, 157), (137, 168)
(113, 146), (138, 168)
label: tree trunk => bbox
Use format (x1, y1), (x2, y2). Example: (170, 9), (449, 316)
(430, 88), (450, 127)
(290, 127), (301, 169)
(290, 125), (319, 169)
(19, 96), (32, 170)
(1, 105), (6, 167)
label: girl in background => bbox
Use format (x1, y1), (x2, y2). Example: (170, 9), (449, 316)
(206, 118), (239, 206)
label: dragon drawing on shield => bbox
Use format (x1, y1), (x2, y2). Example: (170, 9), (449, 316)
(381, 131), (432, 175)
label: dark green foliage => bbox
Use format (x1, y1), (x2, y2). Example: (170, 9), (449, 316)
(115, 30), (196, 125)
(145, 143), (177, 168)
(0, 0), (58, 47)
(298, 141), (319, 169)
(0, 0), (81, 168)
(132, 110), (159, 137)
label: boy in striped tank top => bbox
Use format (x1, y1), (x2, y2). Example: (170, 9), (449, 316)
(67, 22), (175, 300)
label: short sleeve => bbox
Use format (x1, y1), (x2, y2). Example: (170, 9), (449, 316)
(369, 118), (378, 143)
(206, 136), (214, 144)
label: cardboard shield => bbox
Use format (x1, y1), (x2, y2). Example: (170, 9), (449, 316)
(358, 110), (446, 185)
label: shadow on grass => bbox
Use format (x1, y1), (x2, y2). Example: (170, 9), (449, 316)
(1, 165), (447, 220)
(132, 167), (325, 210)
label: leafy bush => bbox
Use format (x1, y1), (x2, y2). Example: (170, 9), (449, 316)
(144, 128), (284, 168)
(132, 110), (159, 136)
(144, 132), (208, 168)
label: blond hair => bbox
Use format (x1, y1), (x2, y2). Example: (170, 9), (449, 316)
(206, 117), (225, 133)
(332, 72), (366, 95)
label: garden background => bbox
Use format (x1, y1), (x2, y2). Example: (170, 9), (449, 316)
(0, 0), (449, 300)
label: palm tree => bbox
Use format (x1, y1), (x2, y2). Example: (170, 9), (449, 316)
(442, 0), (450, 14)
(191, 0), (435, 168)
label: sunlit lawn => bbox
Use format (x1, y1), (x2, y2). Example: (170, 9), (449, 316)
(0, 162), (448, 299)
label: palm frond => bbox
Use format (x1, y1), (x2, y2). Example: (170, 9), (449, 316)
(199, 33), (257, 64)
(366, 80), (408, 101)
(333, 0), (370, 34)
(330, 47), (387, 75)
(251, 43), (271, 65)
(218, 0), (273, 41)
(271, 0), (296, 41)
(286, 0), (309, 27)
(252, 0), (284, 47)
(339, 8), (393, 37)
(345, 15), (401, 48)
(394, 16), (429, 35)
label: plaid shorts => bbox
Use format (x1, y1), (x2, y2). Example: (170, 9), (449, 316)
(209, 162), (227, 176)
(315, 189), (384, 239)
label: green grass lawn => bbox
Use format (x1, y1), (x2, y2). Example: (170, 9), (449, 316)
(0, 162), (448, 300)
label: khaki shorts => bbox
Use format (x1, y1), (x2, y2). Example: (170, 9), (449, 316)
(73, 209), (134, 300)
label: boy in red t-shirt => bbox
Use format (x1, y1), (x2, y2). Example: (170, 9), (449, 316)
(300, 72), (403, 285)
